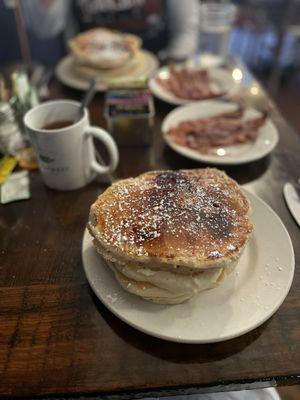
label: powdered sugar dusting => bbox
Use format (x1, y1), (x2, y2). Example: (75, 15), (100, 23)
(77, 30), (129, 58)
(93, 169), (252, 260)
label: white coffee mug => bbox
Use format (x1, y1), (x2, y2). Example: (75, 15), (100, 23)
(24, 100), (119, 190)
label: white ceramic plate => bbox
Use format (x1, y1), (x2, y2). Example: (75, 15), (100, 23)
(162, 100), (279, 165)
(55, 51), (159, 91)
(149, 66), (238, 105)
(82, 190), (294, 343)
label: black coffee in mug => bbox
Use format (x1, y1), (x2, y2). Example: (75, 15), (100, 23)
(42, 120), (74, 130)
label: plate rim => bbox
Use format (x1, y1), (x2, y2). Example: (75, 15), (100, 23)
(82, 189), (295, 343)
(55, 51), (159, 92)
(161, 100), (279, 165)
(149, 65), (238, 105)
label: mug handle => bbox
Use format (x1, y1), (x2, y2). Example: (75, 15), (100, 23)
(85, 126), (119, 174)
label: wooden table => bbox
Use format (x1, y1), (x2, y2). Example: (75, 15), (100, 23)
(1, 73), (300, 399)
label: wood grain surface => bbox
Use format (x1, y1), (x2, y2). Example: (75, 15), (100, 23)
(0, 77), (299, 399)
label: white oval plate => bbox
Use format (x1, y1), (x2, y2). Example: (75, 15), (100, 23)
(149, 66), (238, 105)
(82, 190), (294, 343)
(55, 51), (159, 92)
(162, 100), (279, 165)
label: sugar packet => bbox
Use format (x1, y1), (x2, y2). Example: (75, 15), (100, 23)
(1, 170), (30, 204)
(0, 155), (17, 184)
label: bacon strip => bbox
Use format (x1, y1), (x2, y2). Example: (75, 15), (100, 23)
(156, 66), (226, 100)
(166, 109), (268, 153)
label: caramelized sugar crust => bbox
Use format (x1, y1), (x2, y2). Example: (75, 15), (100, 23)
(89, 169), (253, 268)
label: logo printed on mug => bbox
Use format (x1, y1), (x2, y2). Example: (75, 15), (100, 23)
(39, 155), (55, 163)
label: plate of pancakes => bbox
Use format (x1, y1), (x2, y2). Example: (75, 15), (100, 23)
(56, 28), (159, 91)
(83, 169), (294, 343)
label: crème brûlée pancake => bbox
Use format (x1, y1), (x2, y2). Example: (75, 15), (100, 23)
(88, 169), (253, 304)
(69, 28), (141, 70)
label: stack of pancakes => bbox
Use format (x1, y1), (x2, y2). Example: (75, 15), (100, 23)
(68, 28), (143, 82)
(88, 169), (253, 304)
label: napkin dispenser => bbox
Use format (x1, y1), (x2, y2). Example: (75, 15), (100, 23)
(105, 83), (155, 146)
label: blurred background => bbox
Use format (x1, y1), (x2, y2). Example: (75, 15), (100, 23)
(1, 0), (299, 131)
(0, 0), (299, 109)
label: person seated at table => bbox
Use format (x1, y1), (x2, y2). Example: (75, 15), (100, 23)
(3, 0), (200, 64)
